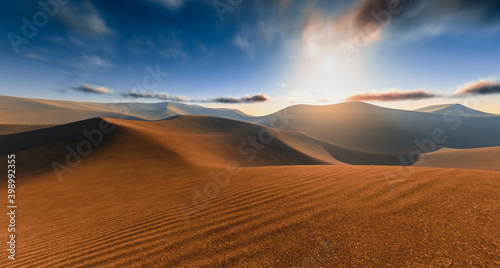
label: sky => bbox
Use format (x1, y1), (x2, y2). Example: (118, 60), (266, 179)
(1, 0), (500, 115)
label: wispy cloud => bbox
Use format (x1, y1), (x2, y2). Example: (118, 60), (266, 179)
(73, 84), (112, 94)
(58, 1), (114, 37)
(455, 80), (500, 95)
(23, 52), (49, 62)
(233, 32), (255, 58)
(277, 81), (289, 88)
(83, 55), (114, 68)
(346, 89), (440, 101)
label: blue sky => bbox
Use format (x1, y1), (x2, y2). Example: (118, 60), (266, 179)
(1, 0), (500, 115)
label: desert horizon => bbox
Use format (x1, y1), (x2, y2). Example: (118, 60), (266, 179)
(2, 0), (500, 267)
(1, 94), (500, 267)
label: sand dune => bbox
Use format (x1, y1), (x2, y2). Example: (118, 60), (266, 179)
(3, 95), (499, 164)
(416, 147), (500, 171)
(1, 118), (499, 266)
(1, 114), (432, 169)
(257, 102), (500, 157)
(1, 99), (500, 266)
(0, 95), (260, 125)
(0, 124), (54, 135)
(415, 103), (496, 116)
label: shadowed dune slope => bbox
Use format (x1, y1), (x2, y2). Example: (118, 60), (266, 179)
(257, 102), (500, 155)
(0, 115), (413, 167)
(416, 147), (500, 171)
(0, 116), (339, 171)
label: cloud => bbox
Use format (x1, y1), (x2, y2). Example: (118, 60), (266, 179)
(83, 55), (114, 68)
(455, 80), (500, 95)
(23, 52), (49, 62)
(349, 0), (500, 38)
(58, 1), (114, 37)
(121, 91), (270, 103)
(121, 90), (188, 101)
(346, 89), (439, 101)
(73, 85), (111, 94)
(233, 32), (255, 58)
(301, 0), (500, 57)
(277, 81), (289, 88)
(211, 94), (271, 103)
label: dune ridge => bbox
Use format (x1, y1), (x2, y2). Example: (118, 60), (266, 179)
(0, 95), (262, 125)
(1, 98), (499, 267)
(415, 103), (496, 116)
(257, 102), (500, 156)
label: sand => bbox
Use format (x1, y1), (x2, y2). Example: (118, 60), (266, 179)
(417, 147), (500, 171)
(1, 116), (499, 267)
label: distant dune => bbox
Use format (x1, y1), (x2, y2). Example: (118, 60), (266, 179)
(1, 96), (500, 266)
(257, 102), (500, 156)
(0, 95), (261, 125)
(415, 103), (496, 116)
(416, 147), (500, 171)
(1, 96), (500, 166)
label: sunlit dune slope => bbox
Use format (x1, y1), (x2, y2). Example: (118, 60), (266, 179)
(416, 147), (500, 171)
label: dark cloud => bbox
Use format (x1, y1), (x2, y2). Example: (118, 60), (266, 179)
(120, 91), (270, 103)
(455, 80), (500, 95)
(346, 90), (439, 101)
(73, 85), (111, 94)
(121, 91), (188, 101)
(338, 0), (500, 41)
(211, 94), (271, 103)
(120, 90), (270, 103)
